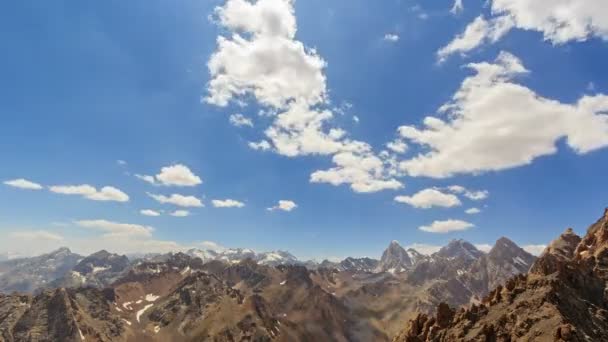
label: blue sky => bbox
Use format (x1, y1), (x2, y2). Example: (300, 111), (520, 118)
(1, 0), (607, 260)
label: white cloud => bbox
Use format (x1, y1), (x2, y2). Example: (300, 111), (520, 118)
(140, 209), (161, 217)
(3, 178), (43, 190)
(437, 15), (513, 62)
(523, 244), (547, 256)
(9, 230), (64, 241)
(267, 200), (297, 212)
(75, 219), (154, 238)
(465, 207), (481, 214)
(136, 164), (202, 187)
(465, 190), (489, 201)
(399, 52), (608, 178)
(419, 219), (474, 233)
(447, 186), (489, 201)
(394, 188), (461, 209)
(474, 243), (492, 252)
(405, 243), (442, 255)
(386, 139), (408, 154)
(206, 0), (400, 194)
(135, 174), (156, 184)
(384, 33), (400, 42)
(200, 240), (225, 252)
(1, 226), (193, 257)
(206, 0), (326, 108)
(450, 0), (464, 14)
(248, 140), (272, 151)
(156, 164), (202, 187)
(117, 160), (127, 166)
(170, 210), (190, 217)
(212, 199), (245, 208)
(310, 147), (403, 193)
(440, 0), (608, 61)
(49, 185), (129, 202)
(148, 193), (203, 208)
(229, 113), (254, 127)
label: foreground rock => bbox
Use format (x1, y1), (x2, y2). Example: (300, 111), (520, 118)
(393, 208), (608, 342)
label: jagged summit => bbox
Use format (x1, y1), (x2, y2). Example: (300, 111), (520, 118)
(375, 240), (412, 273)
(436, 239), (483, 260)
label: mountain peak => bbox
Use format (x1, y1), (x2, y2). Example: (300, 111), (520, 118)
(375, 240), (412, 273)
(49, 247), (72, 255)
(530, 226), (582, 275)
(436, 239), (482, 260)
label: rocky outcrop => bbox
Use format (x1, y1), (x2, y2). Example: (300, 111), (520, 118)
(0, 287), (123, 342)
(393, 208), (608, 342)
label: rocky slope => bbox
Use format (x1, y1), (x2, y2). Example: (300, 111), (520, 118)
(51, 250), (130, 289)
(393, 208), (608, 342)
(0, 248), (82, 293)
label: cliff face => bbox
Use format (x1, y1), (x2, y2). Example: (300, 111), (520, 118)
(393, 208), (608, 342)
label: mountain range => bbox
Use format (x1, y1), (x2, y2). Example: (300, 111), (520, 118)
(2, 208), (608, 340)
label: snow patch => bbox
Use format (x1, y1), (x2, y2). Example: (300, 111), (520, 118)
(154, 326), (160, 334)
(145, 294), (160, 302)
(91, 266), (110, 274)
(78, 328), (85, 341)
(513, 256), (528, 266)
(122, 319), (132, 326)
(122, 302), (132, 310)
(136, 304), (154, 323)
(180, 266), (191, 275)
(280, 280), (286, 286)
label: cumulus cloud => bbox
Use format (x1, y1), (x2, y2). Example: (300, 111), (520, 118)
(310, 148), (403, 193)
(386, 139), (408, 154)
(267, 200), (297, 212)
(229, 113), (254, 127)
(9, 230), (64, 241)
(136, 164), (202, 187)
(439, 0), (608, 61)
(49, 185), (129, 202)
(419, 219), (474, 233)
(398, 52), (608, 178)
(140, 209), (161, 217)
(156, 164), (202, 186)
(523, 244), (547, 256)
(394, 188), (461, 209)
(248, 140), (272, 151)
(437, 16), (513, 62)
(206, 0), (401, 193)
(147, 193), (204, 208)
(3, 178), (43, 190)
(212, 199), (245, 208)
(75, 219), (154, 238)
(447, 186), (489, 201)
(465, 207), (482, 214)
(384, 33), (400, 42)
(170, 210), (190, 217)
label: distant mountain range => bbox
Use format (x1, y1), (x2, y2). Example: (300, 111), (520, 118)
(2, 208), (608, 340)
